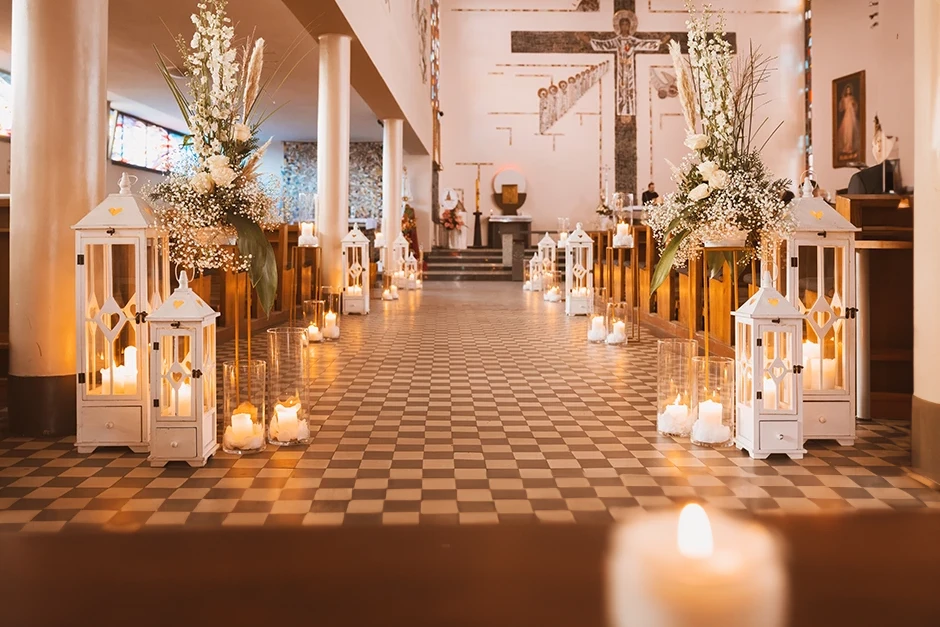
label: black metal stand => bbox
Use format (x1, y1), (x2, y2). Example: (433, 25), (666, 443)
(472, 211), (483, 248)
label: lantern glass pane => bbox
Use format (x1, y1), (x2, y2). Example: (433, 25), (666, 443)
(160, 333), (193, 417)
(762, 329), (793, 412)
(736, 321), (752, 407)
(821, 246), (847, 391)
(146, 237), (168, 311)
(85, 243), (138, 396)
(203, 323), (216, 414)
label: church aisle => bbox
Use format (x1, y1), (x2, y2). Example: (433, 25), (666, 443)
(0, 283), (935, 531)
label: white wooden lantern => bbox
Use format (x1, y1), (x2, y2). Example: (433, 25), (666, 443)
(72, 173), (170, 454)
(786, 181), (860, 445)
(405, 253), (419, 290)
(391, 233), (409, 288)
(341, 225), (370, 314)
(527, 252), (543, 292)
(733, 270), (806, 460)
(538, 232), (556, 275)
(147, 271), (220, 467)
(565, 223), (594, 316)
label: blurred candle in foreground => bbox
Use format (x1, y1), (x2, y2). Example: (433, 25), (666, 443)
(608, 504), (786, 627)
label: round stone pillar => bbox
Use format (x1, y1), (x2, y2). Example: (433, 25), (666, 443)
(383, 119), (404, 262)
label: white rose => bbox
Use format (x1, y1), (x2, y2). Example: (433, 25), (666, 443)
(205, 154), (230, 171)
(232, 123), (251, 143)
(210, 165), (238, 188)
(190, 171), (215, 195)
(697, 161), (719, 180)
(688, 183), (711, 202)
(708, 169), (730, 190)
(684, 133), (708, 150)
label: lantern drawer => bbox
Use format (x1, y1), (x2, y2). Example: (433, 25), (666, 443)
(803, 401), (855, 438)
(759, 421), (800, 452)
(152, 427), (198, 459)
(81, 407), (142, 443)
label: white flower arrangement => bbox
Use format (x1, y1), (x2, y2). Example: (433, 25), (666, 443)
(147, 0), (291, 313)
(646, 1), (793, 293)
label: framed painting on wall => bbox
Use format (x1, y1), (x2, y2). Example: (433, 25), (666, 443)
(832, 71), (866, 168)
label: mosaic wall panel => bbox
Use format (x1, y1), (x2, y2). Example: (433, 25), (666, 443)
(281, 142), (383, 222)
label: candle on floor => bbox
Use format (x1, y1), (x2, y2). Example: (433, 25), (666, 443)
(383, 288), (394, 301)
(658, 394), (691, 435)
(273, 402), (301, 442)
(588, 315), (607, 342)
(324, 311), (340, 339)
(523, 280), (531, 291)
(692, 397), (732, 445)
(606, 320), (627, 345)
(307, 322), (323, 342)
(608, 503), (787, 627)
(231, 413), (253, 441)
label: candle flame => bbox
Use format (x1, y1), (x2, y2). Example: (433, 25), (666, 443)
(677, 503), (713, 559)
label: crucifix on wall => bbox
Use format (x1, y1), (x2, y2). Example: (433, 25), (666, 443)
(511, 0), (736, 196)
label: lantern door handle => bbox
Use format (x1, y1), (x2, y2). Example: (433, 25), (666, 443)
(106, 421), (114, 429)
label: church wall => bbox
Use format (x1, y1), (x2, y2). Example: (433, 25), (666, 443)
(439, 0), (804, 237)
(336, 0), (433, 153)
(810, 0), (914, 193)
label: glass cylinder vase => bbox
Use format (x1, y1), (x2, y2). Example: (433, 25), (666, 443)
(319, 287), (341, 340)
(267, 328), (311, 446)
(222, 360), (267, 455)
(656, 339), (698, 436)
(587, 287), (608, 343)
(543, 270), (562, 303)
(606, 302), (628, 345)
(691, 355), (735, 447)
(303, 299), (325, 343)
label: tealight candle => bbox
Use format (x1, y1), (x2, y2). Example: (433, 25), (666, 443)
(608, 504), (787, 627)
(658, 394), (692, 435)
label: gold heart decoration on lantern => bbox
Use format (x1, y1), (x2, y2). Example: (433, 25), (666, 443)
(173, 300), (184, 309)
(768, 298), (779, 306)
(810, 210), (824, 220)
(109, 207), (123, 216)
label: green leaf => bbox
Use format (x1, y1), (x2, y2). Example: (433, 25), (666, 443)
(650, 230), (689, 295)
(707, 251), (734, 279)
(229, 214), (278, 315)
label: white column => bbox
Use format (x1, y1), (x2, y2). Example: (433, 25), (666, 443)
(382, 119), (404, 265)
(316, 33), (352, 291)
(913, 0), (940, 482)
(9, 0), (108, 435)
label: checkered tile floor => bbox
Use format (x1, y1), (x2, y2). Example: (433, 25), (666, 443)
(1, 282), (936, 532)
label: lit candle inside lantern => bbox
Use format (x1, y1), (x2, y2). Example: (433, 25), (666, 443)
(588, 315), (607, 342)
(347, 285), (362, 296)
(324, 311), (340, 339)
(608, 504), (787, 627)
(176, 382), (192, 415)
(122, 346), (138, 394)
(112, 365), (127, 395)
(763, 376), (777, 409)
(658, 394), (691, 435)
(307, 322), (322, 342)
(100, 367), (113, 394)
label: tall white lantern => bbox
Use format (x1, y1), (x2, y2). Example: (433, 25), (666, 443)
(733, 271), (806, 460)
(391, 233), (409, 288)
(565, 223), (594, 316)
(538, 232), (556, 275)
(786, 181), (859, 445)
(147, 271), (220, 467)
(341, 225), (370, 314)
(405, 253), (419, 290)
(527, 252), (543, 292)
(72, 173), (170, 454)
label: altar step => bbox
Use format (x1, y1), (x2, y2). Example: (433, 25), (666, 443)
(424, 248), (566, 281)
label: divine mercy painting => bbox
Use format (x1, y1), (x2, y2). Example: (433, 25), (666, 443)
(832, 71), (866, 168)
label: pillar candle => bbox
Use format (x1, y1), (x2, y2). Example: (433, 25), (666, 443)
(177, 382), (192, 415)
(324, 311), (340, 339)
(763, 377), (777, 409)
(588, 315), (607, 342)
(697, 399), (724, 427)
(230, 413), (253, 442)
(274, 402), (301, 442)
(608, 504), (787, 627)
(658, 395), (691, 434)
(616, 222), (630, 237)
(307, 323), (323, 342)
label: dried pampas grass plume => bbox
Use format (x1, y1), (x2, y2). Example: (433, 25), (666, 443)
(241, 137), (272, 182)
(243, 37), (265, 122)
(669, 40), (698, 133)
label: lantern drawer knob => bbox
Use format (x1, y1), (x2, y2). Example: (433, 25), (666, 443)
(818, 416), (827, 424)
(776, 433), (785, 440)
(171, 441), (179, 448)
(106, 421), (114, 429)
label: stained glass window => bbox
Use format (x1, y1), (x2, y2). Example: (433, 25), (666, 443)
(110, 111), (185, 173)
